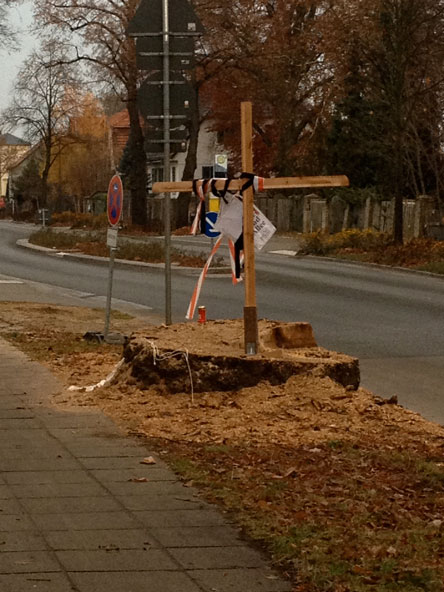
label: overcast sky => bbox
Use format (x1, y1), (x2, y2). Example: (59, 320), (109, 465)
(0, 1), (37, 117)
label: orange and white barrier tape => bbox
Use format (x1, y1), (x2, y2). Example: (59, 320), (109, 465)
(186, 235), (223, 320)
(190, 181), (206, 235)
(253, 176), (265, 192)
(190, 201), (203, 235)
(186, 236), (244, 319)
(186, 174), (267, 318)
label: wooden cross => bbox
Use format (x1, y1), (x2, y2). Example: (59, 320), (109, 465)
(153, 101), (349, 355)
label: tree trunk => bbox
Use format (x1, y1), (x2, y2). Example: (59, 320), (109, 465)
(126, 93), (147, 227)
(176, 81), (200, 229)
(41, 136), (52, 209)
(393, 132), (404, 244)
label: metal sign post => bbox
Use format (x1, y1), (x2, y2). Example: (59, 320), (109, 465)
(128, 0), (203, 327)
(163, 0), (172, 326)
(104, 243), (116, 339)
(39, 208), (49, 227)
(104, 175), (123, 340)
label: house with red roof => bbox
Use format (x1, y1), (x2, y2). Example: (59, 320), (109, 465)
(107, 109), (226, 193)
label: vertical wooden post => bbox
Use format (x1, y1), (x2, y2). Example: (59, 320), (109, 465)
(241, 101), (258, 355)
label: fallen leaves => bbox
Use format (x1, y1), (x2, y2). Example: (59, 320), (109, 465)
(3, 305), (444, 592)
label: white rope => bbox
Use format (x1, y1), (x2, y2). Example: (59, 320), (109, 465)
(148, 340), (194, 404)
(68, 344), (195, 405)
(68, 358), (125, 392)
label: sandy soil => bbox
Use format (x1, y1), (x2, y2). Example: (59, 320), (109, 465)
(0, 303), (439, 452)
(0, 303), (444, 444)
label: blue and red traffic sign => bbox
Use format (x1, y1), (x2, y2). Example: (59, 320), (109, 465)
(107, 175), (123, 227)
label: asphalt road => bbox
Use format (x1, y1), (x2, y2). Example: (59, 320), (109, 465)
(1, 220), (444, 425)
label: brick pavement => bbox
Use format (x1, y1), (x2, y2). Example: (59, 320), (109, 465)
(0, 337), (291, 592)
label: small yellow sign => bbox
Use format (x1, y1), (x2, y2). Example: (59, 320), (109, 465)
(209, 196), (220, 213)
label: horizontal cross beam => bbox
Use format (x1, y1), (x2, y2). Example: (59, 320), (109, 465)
(152, 175), (349, 194)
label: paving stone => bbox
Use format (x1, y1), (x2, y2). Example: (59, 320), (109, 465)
(64, 438), (142, 451)
(66, 447), (143, 458)
(0, 385), (38, 395)
(20, 496), (122, 515)
(0, 438), (58, 450)
(88, 467), (177, 482)
(0, 409), (35, 419)
(32, 512), (140, 531)
(0, 573), (75, 591)
(0, 418), (41, 430)
(38, 414), (116, 429)
(56, 548), (178, 571)
(150, 526), (246, 548)
(0, 458), (82, 472)
(98, 480), (189, 497)
(0, 448), (69, 460)
(3, 471), (96, 485)
(187, 568), (292, 592)
(117, 494), (203, 512)
(45, 529), (159, 551)
(80, 456), (158, 470)
(0, 447), (55, 457)
(0, 498), (25, 514)
(0, 514), (35, 532)
(135, 509), (229, 528)
(69, 571), (202, 592)
(0, 398), (30, 410)
(0, 430), (54, 443)
(44, 427), (126, 440)
(0, 551), (61, 574)
(0, 485), (13, 499)
(0, 532), (48, 552)
(171, 546), (266, 569)
(11, 481), (108, 499)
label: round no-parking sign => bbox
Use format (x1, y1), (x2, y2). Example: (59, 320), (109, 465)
(107, 175), (123, 227)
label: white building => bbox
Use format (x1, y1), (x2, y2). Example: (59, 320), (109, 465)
(108, 110), (228, 191)
(0, 133), (31, 204)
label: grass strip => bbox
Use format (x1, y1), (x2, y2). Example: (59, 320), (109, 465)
(28, 228), (220, 268)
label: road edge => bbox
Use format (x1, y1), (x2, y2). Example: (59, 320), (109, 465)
(304, 254), (444, 280)
(16, 238), (233, 278)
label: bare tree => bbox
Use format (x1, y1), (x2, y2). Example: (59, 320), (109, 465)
(34, 0), (147, 226)
(0, 0), (18, 49)
(1, 40), (80, 206)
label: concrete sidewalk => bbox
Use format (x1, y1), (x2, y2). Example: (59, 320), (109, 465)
(0, 338), (291, 592)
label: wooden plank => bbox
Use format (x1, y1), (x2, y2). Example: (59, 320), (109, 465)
(241, 101), (258, 355)
(152, 175), (349, 194)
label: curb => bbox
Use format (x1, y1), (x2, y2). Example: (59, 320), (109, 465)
(304, 254), (444, 280)
(16, 238), (232, 277)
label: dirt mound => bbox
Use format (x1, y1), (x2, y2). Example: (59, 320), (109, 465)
(123, 319), (360, 393)
(49, 318), (442, 450)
